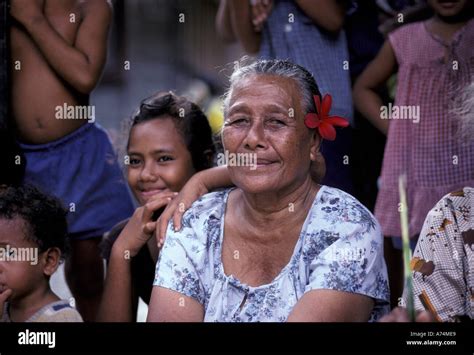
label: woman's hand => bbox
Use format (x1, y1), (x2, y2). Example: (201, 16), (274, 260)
(0, 288), (13, 321)
(379, 307), (437, 322)
(156, 174), (210, 248)
(113, 190), (177, 258)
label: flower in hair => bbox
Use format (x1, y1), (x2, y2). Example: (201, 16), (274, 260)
(304, 94), (349, 141)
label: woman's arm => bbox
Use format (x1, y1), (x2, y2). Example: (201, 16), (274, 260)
(287, 289), (374, 321)
(294, 0), (349, 33)
(147, 287), (204, 322)
(353, 40), (398, 135)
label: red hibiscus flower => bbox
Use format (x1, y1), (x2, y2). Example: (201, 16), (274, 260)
(304, 94), (349, 141)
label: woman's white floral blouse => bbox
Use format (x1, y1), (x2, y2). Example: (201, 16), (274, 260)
(154, 186), (390, 322)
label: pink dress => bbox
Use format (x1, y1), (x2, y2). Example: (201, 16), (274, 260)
(375, 19), (474, 238)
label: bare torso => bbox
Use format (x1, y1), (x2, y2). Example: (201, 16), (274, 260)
(11, 0), (87, 144)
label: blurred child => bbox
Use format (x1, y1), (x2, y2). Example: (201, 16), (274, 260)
(353, 0), (474, 307)
(97, 92), (216, 321)
(9, 0), (134, 320)
(218, 0), (355, 194)
(0, 184), (82, 322)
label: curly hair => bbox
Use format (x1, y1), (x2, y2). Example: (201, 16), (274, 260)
(0, 184), (69, 258)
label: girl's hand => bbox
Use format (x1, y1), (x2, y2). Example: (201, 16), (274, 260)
(250, 0), (273, 32)
(114, 190), (177, 258)
(156, 174), (210, 248)
(0, 288), (13, 321)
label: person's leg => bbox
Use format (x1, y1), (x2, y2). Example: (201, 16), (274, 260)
(65, 237), (104, 322)
(384, 236), (403, 309)
(385, 235), (419, 309)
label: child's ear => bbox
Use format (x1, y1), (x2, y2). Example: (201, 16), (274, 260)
(309, 130), (322, 162)
(42, 247), (61, 276)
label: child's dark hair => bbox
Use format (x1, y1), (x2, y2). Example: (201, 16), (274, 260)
(128, 92), (215, 172)
(0, 184), (68, 258)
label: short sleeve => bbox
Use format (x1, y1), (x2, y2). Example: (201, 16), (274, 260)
(305, 223), (389, 300)
(303, 193), (390, 321)
(388, 25), (410, 66)
(153, 215), (206, 305)
(403, 195), (469, 321)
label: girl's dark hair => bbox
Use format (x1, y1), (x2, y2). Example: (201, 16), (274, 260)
(129, 92), (215, 172)
(0, 184), (69, 259)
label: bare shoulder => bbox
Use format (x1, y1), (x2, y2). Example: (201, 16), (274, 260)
(79, 0), (112, 21)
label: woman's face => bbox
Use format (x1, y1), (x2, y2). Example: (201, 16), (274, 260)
(127, 117), (196, 205)
(223, 75), (319, 195)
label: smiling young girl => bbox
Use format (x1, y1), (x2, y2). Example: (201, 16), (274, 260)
(97, 92), (215, 321)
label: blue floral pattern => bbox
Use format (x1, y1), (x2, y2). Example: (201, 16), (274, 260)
(154, 186), (390, 322)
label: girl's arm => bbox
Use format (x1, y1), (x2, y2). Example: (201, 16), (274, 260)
(97, 192), (176, 322)
(295, 0), (349, 33)
(353, 40), (398, 135)
(156, 165), (232, 246)
(97, 242), (136, 322)
(156, 158), (328, 246)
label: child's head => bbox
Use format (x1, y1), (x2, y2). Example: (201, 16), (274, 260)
(127, 92), (215, 205)
(427, 0), (473, 21)
(0, 185), (68, 302)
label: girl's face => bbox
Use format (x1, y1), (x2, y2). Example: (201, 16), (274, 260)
(127, 117), (196, 205)
(428, 0), (472, 19)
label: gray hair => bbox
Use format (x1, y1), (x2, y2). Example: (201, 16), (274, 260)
(222, 58), (321, 118)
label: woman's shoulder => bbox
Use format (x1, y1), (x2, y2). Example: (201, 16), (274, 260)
(185, 188), (231, 219)
(307, 185), (381, 239)
(316, 185), (376, 219)
(173, 188), (231, 239)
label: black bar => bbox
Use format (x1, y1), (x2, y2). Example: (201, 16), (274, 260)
(0, 0), (8, 130)
(0, 322), (472, 353)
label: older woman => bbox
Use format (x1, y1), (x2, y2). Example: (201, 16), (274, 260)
(147, 59), (389, 322)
